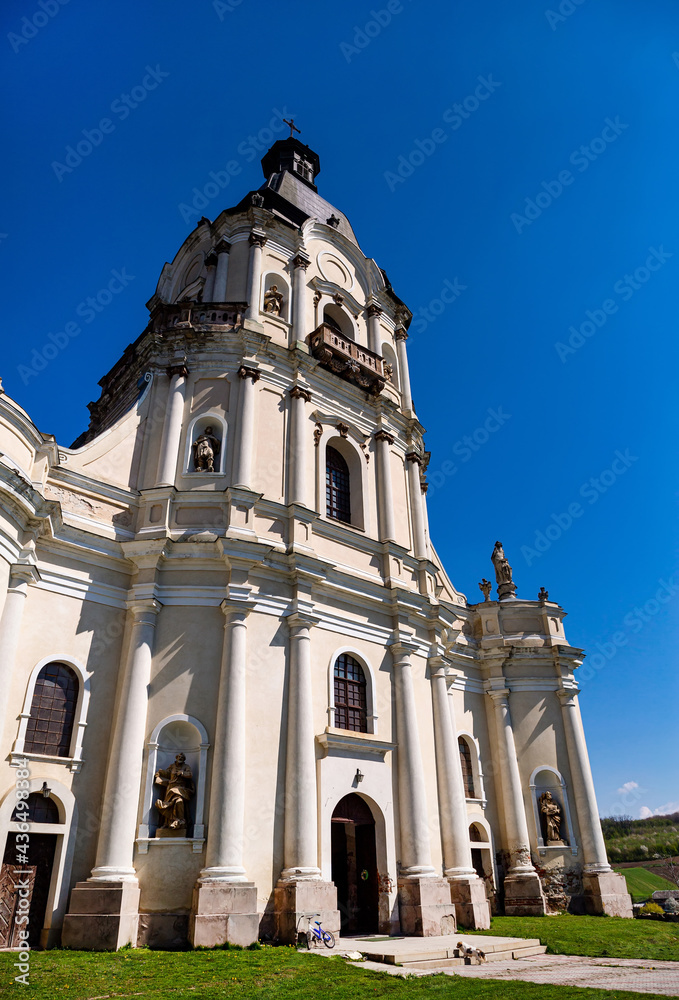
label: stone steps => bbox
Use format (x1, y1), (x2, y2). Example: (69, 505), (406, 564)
(400, 942), (546, 969)
(345, 934), (546, 968)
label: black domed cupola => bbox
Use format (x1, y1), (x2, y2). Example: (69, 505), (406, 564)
(261, 137), (321, 191)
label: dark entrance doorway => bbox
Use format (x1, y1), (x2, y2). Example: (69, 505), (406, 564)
(1, 833), (57, 948)
(331, 793), (378, 935)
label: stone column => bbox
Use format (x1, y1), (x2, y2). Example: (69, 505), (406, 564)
(288, 387), (311, 506)
(190, 604), (259, 947)
(429, 657), (490, 929)
(395, 326), (413, 411)
(291, 251), (310, 346)
(203, 251), (217, 302)
(391, 642), (456, 936)
(557, 689), (632, 917)
(374, 430), (396, 543)
(245, 230), (267, 320)
(275, 612), (338, 942)
(63, 600), (161, 950)
(232, 366), (260, 489)
(487, 688), (546, 915)
(156, 363), (189, 487)
(367, 303), (382, 355)
(213, 239), (231, 301)
(0, 549), (39, 750)
(406, 452), (428, 559)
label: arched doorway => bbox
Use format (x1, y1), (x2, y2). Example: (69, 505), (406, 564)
(331, 793), (378, 935)
(1, 794), (59, 948)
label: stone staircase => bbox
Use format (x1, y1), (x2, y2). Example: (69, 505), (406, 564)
(346, 933), (547, 969)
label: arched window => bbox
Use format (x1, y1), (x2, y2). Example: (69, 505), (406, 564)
(11, 792), (59, 824)
(459, 737), (476, 798)
(23, 663), (78, 758)
(326, 446), (351, 523)
(333, 654), (368, 732)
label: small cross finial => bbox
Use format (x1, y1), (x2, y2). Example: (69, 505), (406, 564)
(283, 117), (301, 138)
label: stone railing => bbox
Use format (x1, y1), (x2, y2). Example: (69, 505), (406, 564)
(307, 324), (386, 395)
(150, 301), (247, 332)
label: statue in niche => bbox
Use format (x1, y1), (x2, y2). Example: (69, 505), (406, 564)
(192, 426), (220, 472)
(154, 753), (195, 831)
(491, 540), (513, 584)
(263, 284), (283, 316)
(539, 791), (564, 844)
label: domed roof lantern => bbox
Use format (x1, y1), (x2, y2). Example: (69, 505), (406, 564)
(261, 119), (321, 191)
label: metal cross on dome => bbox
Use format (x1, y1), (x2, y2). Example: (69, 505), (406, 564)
(283, 117), (301, 138)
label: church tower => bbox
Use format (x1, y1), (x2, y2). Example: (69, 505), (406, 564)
(0, 133), (631, 950)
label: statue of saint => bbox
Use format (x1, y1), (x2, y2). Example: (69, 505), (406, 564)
(263, 284), (283, 316)
(491, 541), (513, 584)
(154, 753), (195, 831)
(192, 426), (220, 472)
(539, 791), (563, 844)
(478, 578), (492, 602)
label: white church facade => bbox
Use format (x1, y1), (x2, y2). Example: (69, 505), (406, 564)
(0, 136), (632, 950)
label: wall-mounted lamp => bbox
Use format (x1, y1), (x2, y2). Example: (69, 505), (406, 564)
(354, 769), (364, 784)
(41, 781), (51, 799)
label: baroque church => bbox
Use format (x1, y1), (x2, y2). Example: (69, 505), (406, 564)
(0, 134), (632, 950)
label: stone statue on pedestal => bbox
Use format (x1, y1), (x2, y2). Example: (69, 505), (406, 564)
(491, 541), (517, 599)
(478, 579), (492, 602)
(192, 427), (220, 472)
(155, 753), (195, 831)
(263, 284), (283, 315)
(539, 791), (564, 845)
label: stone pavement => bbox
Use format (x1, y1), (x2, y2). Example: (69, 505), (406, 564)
(344, 953), (679, 996)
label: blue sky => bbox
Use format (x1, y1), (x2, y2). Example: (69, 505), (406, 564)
(1, 0), (677, 819)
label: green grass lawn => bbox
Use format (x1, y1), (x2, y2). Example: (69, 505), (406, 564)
(0, 946), (672, 1000)
(613, 866), (677, 901)
(465, 914), (679, 961)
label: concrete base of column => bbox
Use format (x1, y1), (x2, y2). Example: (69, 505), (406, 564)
(61, 881), (140, 950)
(582, 871), (633, 918)
(274, 880), (339, 944)
(503, 872), (548, 916)
(189, 883), (260, 947)
(398, 877), (457, 936)
(448, 877), (491, 930)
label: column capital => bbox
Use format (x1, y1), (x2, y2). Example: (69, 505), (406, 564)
(291, 251), (311, 271)
(204, 251), (218, 268)
(220, 600), (252, 626)
(557, 687), (580, 705)
(389, 639), (419, 662)
(394, 326), (408, 342)
(249, 229), (267, 249)
(9, 562), (40, 587)
(285, 610), (320, 632)
(127, 598), (163, 623)
(487, 687), (510, 703)
(167, 362), (189, 379)
(366, 302), (383, 318)
(374, 429), (395, 445)
(405, 450), (423, 465)
(214, 237), (231, 255)
(289, 385), (312, 403)
(238, 365), (261, 383)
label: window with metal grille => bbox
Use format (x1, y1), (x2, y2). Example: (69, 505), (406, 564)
(326, 446), (351, 524)
(459, 737), (476, 798)
(24, 663), (78, 758)
(333, 654), (368, 733)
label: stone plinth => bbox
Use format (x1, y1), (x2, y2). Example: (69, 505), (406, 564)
(274, 880), (339, 944)
(503, 872), (547, 916)
(61, 881), (140, 950)
(137, 913), (189, 949)
(189, 882), (259, 948)
(448, 877), (491, 930)
(583, 871), (633, 918)
(398, 877), (457, 936)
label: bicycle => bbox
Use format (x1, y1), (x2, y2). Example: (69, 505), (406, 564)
(301, 912), (335, 949)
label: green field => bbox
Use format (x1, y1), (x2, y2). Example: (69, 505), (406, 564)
(0, 946), (671, 1000)
(613, 866), (677, 901)
(466, 913), (679, 961)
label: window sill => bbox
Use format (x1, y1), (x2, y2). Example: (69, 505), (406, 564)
(465, 797), (488, 809)
(10, 751), (82, 772)
(317, 728), (395, 759)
